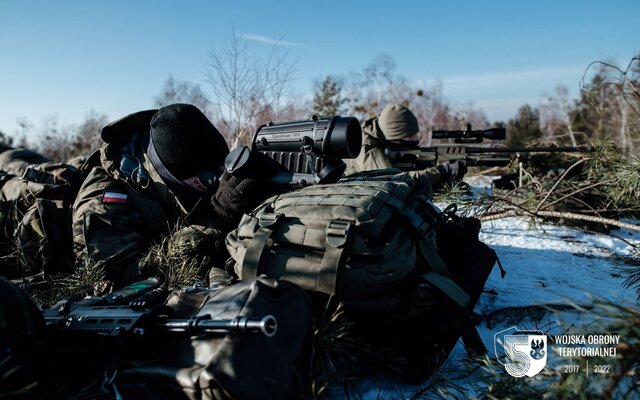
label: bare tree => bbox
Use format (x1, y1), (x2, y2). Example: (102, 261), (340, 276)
(15, 111), (109, 162)
(580, 54), (640, 156)
(203, 30), (297, 147)
(582, 55), (640, 118)
(454, 102), (490, 129)
(154, 75), (212, 118)
(406, 83), (454, 144)
(72, 110), (109, 156)
(344, 54), (413, 120)
(35, 115), (75, 161)
(259, 41), (297, 121)
(14, 117), (34, 147)
(539, 85), (580, 146)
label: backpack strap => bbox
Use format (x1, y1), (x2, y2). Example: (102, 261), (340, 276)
(240, 214), (352, 295)
(318, 219), (352, 295)
(241, 213), (283, 280)
(416, 239), (469, 307)
(401, 206), (468, 303)
(401, 203), (487, 354)
(417, 234), (487, 354)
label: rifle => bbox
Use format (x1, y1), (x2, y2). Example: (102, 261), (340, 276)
(385, 123), (590, 169)
(225, 115), (362, 188)
(43, 277), (277, 338)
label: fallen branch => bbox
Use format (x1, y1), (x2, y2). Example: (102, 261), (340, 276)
(535, 158), (586, 212)
(478, 208), (640, 232)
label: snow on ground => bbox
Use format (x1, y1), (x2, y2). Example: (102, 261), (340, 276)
(479, 217), (638, 312)
(347, 178), (640, 399)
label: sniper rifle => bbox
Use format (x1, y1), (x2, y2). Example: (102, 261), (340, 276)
(384, 123), (590, 170)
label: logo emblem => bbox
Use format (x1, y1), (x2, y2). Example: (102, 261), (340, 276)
(494, 327), (547, 377)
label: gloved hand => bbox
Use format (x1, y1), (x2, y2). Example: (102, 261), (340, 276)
(210, 172), (262, 230)
(210, 150), (286, 230)
(436, 160), (467, 183)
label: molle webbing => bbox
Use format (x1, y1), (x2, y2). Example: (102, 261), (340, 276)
(233, 174), (470, 306)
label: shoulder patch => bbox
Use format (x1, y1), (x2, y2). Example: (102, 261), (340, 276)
(102, 191), (128, 205)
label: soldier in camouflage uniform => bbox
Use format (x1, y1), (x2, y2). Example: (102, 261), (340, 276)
(344, 104), (466, 187)
(72, 103), (275, 291)
(0, 144), (83, 279)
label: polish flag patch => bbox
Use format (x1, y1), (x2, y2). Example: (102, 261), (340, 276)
(102, 191), (128, 205)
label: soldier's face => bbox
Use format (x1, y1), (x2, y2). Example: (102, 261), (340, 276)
(182, 165), (226, 194)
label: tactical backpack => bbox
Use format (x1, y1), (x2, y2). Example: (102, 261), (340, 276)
(226, 169), (497, 380)
(0, 148), (50, 177)
(0, 162), (83, 279)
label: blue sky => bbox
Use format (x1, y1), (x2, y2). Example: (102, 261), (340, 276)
(1, 0), (638, 136)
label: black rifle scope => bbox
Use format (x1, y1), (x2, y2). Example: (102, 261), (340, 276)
(432, 123), (505, 142)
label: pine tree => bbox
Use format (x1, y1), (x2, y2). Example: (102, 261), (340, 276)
(312, 76), (346, 117)
(506, 104), (543, 146)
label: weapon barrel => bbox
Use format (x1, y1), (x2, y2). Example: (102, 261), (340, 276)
(160, 315), (278, 337)
(465, 146), (590, 154)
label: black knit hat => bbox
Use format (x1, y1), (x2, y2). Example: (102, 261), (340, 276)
(150, 104), (229, 180)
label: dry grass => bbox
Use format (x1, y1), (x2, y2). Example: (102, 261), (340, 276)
(137, 228), (210, 290)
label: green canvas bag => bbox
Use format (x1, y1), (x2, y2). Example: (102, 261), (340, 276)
(226, 169), (492, 371)
(227, 170), (472, 316)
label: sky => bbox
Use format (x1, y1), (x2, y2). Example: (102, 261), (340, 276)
(1, 0), (638, 138)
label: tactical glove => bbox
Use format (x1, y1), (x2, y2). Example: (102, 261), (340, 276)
(436, 160), (467, 183)
(210, 151), (285, 230)
(210, 172), (262, 230)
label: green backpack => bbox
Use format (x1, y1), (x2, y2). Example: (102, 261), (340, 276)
(226, 169), (488, 354)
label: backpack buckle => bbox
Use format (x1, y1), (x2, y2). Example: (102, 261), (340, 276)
(22, 167), (55, 185)
(258, 213), (283, 228)
(326, 220), (351, 248)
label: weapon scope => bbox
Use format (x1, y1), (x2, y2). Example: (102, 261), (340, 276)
(225, 115), (362, 187)
(255, 115), (361, 159)
(432, 123), (505, 143)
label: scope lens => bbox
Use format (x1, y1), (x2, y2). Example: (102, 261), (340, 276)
(328, 116), (362, 159)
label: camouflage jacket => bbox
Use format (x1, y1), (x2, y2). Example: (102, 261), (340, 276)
(344, 117), (444, 189)
(72, 111), (229, 290)
(0, 148), (82, 279)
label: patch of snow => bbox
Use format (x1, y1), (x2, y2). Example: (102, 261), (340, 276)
(479, 217), (638, 311)
(346, 177), (640, 399)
